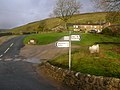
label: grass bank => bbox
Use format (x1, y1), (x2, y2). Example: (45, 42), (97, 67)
(24, 32), (120, 78)
(23, 32), (68, 45)
(48, 33), (120, 78)
(73, 33), (120, 46)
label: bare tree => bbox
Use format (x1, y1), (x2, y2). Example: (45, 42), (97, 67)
(92, 0), (120, 11)
(92, 0), (120, 23)
(52, 0), (82, 30)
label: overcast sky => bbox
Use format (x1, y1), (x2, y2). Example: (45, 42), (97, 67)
(0, 0), (95, 29)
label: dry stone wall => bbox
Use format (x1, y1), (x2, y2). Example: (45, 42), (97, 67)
(39, 62), (120, 90)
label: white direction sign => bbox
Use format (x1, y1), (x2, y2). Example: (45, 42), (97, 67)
(71, 35), (80, 41)
(64, 36), (69, 41)
(64, 35), (80, 41)
(56, 41), (69, 48)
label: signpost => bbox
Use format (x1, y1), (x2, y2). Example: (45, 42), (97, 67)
(64, 35), (80, 41)
(64, 36), (69, 41)
(71, 35), (80, 41)
(56, 32), (81, 70)
(56, 41), (69, 48)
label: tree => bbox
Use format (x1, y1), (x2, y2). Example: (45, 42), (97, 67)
(52, 0), (82, 30)
(92, 0), (120, 23)
(92, 0), (120, 36)
(92, 0), (120, 11)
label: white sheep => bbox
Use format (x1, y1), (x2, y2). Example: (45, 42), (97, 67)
(89, 44), (99, 54)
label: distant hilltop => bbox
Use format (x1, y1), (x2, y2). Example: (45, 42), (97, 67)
(0, 29), (9, 32)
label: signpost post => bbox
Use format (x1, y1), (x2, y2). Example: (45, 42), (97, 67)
(69, 31), (72, 71)
(56, 32), (81, 71)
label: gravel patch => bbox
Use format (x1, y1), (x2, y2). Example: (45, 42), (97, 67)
(20, 43), (68, 61)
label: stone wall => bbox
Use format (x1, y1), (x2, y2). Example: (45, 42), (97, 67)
(39, 62), (120, 90)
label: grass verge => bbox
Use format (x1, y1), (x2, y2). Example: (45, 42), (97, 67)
(48, 33), (120, 78)
(0, 35), (17, 45)
(24, 32), (120, 78)
(23, 32), (68, 45)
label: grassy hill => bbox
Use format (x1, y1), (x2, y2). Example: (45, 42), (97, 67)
(10, 12), (107, 33)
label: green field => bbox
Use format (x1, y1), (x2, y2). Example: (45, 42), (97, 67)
(74, 33), (120, 46)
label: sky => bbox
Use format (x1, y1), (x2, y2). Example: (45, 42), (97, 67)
(0, 0), (95, 29)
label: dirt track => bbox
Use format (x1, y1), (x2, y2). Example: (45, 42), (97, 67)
(20, 43), (68, 61)
(20, 41), (80, 63)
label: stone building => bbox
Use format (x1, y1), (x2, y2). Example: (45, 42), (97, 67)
(73, 24), (104, 33)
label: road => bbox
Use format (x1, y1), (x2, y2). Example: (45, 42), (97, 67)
(0, 36), (67, 90)
(0, 36), (25, 59)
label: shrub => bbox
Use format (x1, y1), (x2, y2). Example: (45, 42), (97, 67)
(102, 27), (112, 35)
(102, 26), (120, 37)
(111, 26), (120, 37)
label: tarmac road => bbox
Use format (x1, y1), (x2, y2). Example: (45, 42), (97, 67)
(0, 36), (67, 90)
(0, 36), (25, 59)
(0, 61), (57, 90)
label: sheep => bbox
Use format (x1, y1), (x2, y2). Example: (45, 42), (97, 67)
(89, 44), (99, 54)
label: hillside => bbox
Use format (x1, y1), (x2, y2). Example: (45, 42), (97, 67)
(0, 29), (9, 32)
(10, 12), (107, 33)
